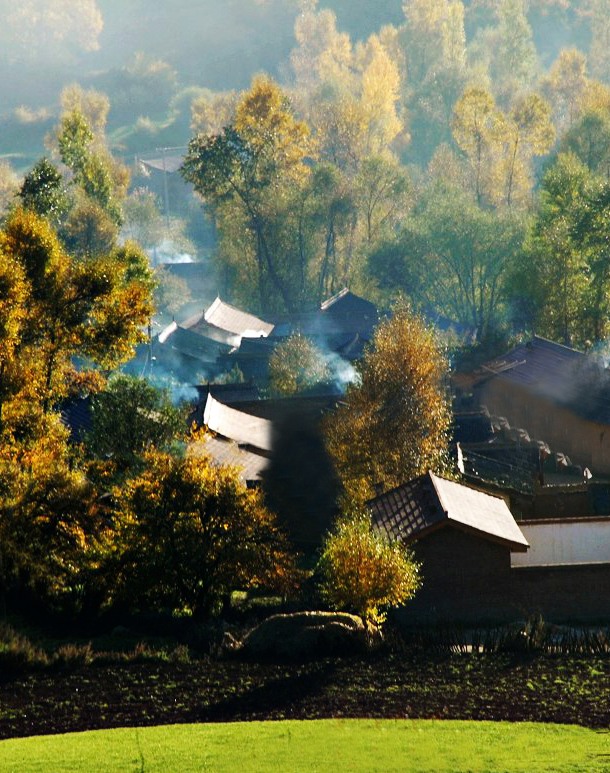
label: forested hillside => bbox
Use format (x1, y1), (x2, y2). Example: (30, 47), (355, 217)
(2, 1), (610, 345)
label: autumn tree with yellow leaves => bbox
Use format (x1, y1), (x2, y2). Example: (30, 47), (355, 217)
(110, 450), (298, 619)
(182, 75), (314, 312)
(317, 510), (421, 626)
(323, 304), (452, 504)
(0, 209), (154, 614)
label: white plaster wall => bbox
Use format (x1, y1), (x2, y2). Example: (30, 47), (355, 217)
(511, 521), (610, 567)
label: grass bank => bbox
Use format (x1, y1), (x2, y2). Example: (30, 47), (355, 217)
(1, 719), (608, 772)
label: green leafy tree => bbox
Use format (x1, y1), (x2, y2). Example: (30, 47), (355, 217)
(560, 109), (610, 174)
(323, 304), (451, 503)
(56, 108), (125, 225)
(153, 265), (192, 315)
(317, 511), (421, 625)
(19, 158), (69, 225)
(121, 187), (164, 252)
(368, 186), (527, 340)
(268, 334), (330, 396)
(491, 0), (538, 102)
(507, 152), (596, 346)
(182, 75), (314, 312)
(354, 155), (412, 245)
(589, 0), (610, 83)
(88, 375), (184, 472)
(112, 451), (298, 618)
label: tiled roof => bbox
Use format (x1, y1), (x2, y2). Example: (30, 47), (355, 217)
(203, 297), (274, 338)
(203, 393), (272, 452)
(155, 324), (231, 362)
(194, 382), (260, 404)
(477, 336), (583, 399)
(189, 436), (269, 483)
(369, 472), (529, 551)
(478, 336), (610, 424)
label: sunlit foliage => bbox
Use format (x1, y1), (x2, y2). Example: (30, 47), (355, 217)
(111, 450), (298, 618)
(317, 510), (421, 625)
(268, 334), (330, 396)
(323, 304), (451, 503)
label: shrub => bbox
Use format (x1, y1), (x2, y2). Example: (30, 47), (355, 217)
(317, 512), (421, 627)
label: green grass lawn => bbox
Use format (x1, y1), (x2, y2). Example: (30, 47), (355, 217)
(0, 720), (608, 772)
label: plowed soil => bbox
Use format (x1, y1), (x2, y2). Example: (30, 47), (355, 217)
(1, 653), (609, 739)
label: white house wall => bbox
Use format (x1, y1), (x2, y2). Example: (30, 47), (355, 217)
(511, 520), (610, 567)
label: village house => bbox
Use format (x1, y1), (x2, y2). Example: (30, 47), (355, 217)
(193, 391), (340, 550)
(369, 472), (529, 625)
(369, 472), (610, 625)
(455, 336), (610, 478)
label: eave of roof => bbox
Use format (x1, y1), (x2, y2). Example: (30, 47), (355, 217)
(369, 472), (529, 551)
(204, 297), (274, 338)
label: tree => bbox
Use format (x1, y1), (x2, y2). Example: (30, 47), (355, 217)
(368, 186), (527, 340)
(540, 48), (589, 133)
(0, 0), (103, 64)
(59, 194), (118, 258)
(323, 304), (451, 503)
(589, 0), (610, 83)
(268, 334), (330, 396)
(153, 266), (192, 316)
(0, 410), (107, 614)
(182, 76), (314, 313)
(0, 209), (154, 411)
(401, 0), (466, 85)
(0, 214), (155, 617)
(507, 152), (594, 346)
(356, 33), (404, 156)
(290, 3), (354, 94)
(0, 161), (20, 220)
(495, 93), (555, 209)
(354, 155), (412, 245)
(317, 510), (421, 625)
(452, 87), (503, 206)
(560, 109), (610, 174)
(490, 0), (538, 102)
(54, 96), (129, 226)
(121, 188), (165, 252)
(112, 451), (297, 618)
(19, 158), (69, 225)
(190, 89), (238, 136)
(88, 375), (184, 472)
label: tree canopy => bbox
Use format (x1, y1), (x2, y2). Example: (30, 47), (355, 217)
(317, 510), (421, 626)
(323, 303), (452, 503)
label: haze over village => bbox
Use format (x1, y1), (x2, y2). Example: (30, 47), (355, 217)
(3, 1), (610, 769)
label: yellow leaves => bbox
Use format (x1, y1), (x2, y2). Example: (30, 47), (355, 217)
(453, 86), (555, 208)
(113, 450), (298, 616)
(324, 304), (451, 503)
(268, 333), (330, 396)
(291, 7), (354, 92)
(235, 75), (314, 180)
(318, 512), (421, 624)
(358, 35), (403, 154)
(2, 207), (68, 286)
(191, 89), (238, 136)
